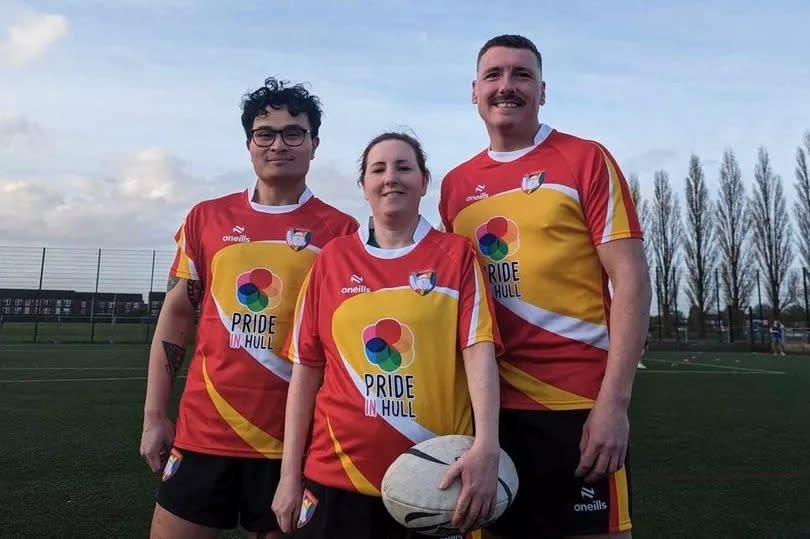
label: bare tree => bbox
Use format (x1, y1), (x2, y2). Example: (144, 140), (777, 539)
(750, 147), (796, 318)
(716, 150), (754, 312)
(795, 131), (810, 271)
(683, 155), (714, 337)
(628, 173), (652, 267)
(650, 170), (682, 336)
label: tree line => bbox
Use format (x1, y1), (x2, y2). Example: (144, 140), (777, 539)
(629, 131), (810, 337)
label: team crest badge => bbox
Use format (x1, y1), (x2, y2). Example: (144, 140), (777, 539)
(521, 170), (545, 194)
(409, 270), (437, 296)
(297, 488), (318, 528)
(161, 448), (183, 482)
(286, 228), (312, 251)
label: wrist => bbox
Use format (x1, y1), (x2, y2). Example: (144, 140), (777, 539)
(595, 390), (631, 411)
(143, 408), (167, 423)
(471, 435), (500, 456)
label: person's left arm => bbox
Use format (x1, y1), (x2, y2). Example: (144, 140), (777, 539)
(575, 238), (651, 483)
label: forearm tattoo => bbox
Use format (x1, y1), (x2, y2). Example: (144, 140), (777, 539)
(167, 275), (181, 292)
(187, 279), (203, 310)
(162, 341), (186, 385)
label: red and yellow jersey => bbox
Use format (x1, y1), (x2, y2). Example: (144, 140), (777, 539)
(170, 186), (358, 458)
(284, 217), (502, 495)
(439, 125), (642, 411)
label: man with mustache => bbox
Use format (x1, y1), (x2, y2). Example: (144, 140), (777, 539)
(439, 35), (651, 539)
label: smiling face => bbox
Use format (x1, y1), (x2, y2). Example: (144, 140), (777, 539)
(472, 45), (546, 134)
(247, 105), (319, 184)
(361, 139), (428, 222)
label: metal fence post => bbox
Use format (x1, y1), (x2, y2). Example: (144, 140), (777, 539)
(32, 247), (46, 343)
(90, 249), (101, 343)
(757, 270), (764, 344)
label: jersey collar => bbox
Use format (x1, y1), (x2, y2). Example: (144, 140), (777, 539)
(358, 215), (432, 259)
(245, 183), (313, 214)
(487, 124), (553, 163)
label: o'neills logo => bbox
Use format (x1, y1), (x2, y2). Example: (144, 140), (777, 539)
(341, 284), (370, 294)
(222, 234), (251, 243)
(465, 184), (489, 202)
(574, 500), (608, 512)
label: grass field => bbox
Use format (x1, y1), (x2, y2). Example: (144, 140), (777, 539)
(1, 345), (808, 538)
(0, 322), (155, 344)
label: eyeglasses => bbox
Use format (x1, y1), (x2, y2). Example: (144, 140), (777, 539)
(249, 127), (311, 148)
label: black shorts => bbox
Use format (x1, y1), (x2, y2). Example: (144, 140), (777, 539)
(487, 409), (633, 538)
(156, 447), (280, 532)
(294, 478), (482, 539)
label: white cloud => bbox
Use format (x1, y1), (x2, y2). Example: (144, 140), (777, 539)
(1, 11), (68, 66)
(0, 148), (223, 247)
(0, 112), (42, 143)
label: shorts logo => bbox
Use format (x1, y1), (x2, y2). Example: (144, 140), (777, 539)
(286, 228), (312, 251)
(408, 270), (437, 296)
(476, 217), (520, 262)
(362, 318), (415, 373)
(574, 486), (608, 512)
(297, 488), (318, 528)
(236, 268), (283, 312)
(161, 448), (182, 481)
(521, 170), (545, 194)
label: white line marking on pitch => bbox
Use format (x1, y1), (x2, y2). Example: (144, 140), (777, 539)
(642, 358), (784, 374)
(638, 370), (784, 375)
(0, 375), (187, 383)
(0, 367), (145, 371)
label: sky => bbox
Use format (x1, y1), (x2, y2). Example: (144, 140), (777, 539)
(2, 0), (809, 260)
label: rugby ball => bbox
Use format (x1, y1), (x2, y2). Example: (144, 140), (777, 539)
(381, 435), (518, 536)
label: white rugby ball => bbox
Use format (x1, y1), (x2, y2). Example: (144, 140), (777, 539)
(381, 435), (518, 536)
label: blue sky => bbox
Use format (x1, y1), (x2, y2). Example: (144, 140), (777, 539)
(2, 0), (809, 252)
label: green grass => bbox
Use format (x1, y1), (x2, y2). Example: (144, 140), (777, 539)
(0, 322), (156, 344)
(0, 346), (808, 538)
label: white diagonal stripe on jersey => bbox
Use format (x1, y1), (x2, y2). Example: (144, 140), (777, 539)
(497, 295), (609, 350)
(337, 350), (435, 444)
(254, 239), (321, 254)
(213, 297), (292, 382)
(539, 183), (580, 203)
(376, 285), (459, 300)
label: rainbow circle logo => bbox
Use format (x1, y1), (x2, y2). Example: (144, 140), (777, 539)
(362, 318), (415, 373)
(236, 268), (283, 312)
(476, 217), (520, 261)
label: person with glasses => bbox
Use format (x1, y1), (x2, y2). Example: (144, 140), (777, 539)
(272, 132), (503, 539)
(140, 77), (358, 539)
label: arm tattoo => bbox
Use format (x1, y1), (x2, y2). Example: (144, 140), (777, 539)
(187, 279), (203, 310)
(167, 275), (181, 292)
(162, 341), (185, 385)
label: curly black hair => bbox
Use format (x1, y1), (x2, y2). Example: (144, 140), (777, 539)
(240, 77), (323, 140)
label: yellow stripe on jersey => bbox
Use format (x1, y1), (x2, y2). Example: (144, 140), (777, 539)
(465, 259), (497, 347)
(614, 465), (632, 531)
(327, 416), (381, 496)
(499, 362), (594, 410)
(173, 224), (199, 280)
(202, 353), (283, 457)
(599, 146), (632, 244)
(286, 268), (313, 364)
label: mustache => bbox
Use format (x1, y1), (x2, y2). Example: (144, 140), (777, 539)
(489, 92), (525, 105)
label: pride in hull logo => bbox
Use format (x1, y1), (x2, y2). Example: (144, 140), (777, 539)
(362, 319), (417, 418)
(363, 319), (414, 372)
(236, 268), (283, 312)
(408, 270), (437, 296)
(521, 170), (545, 194)
(286, 228), (312, 251)
(476, 217), (520, 262)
